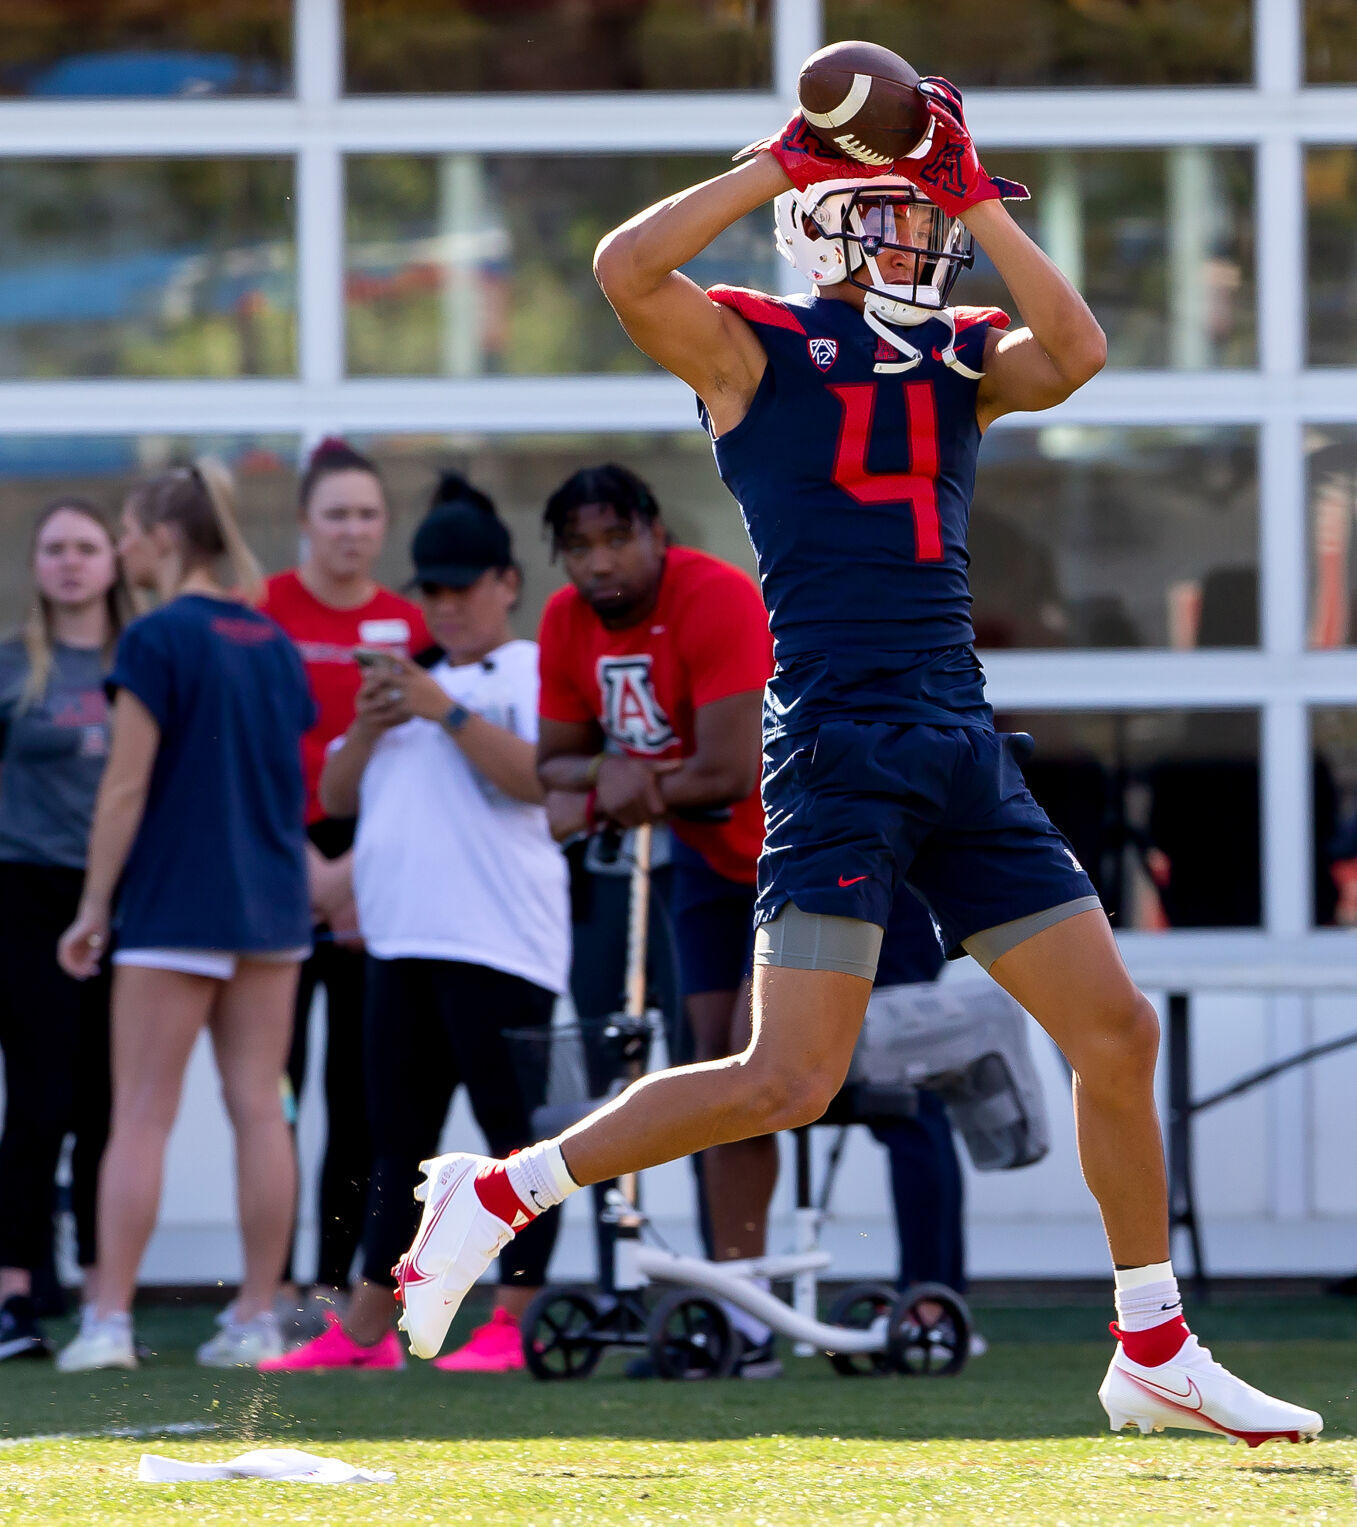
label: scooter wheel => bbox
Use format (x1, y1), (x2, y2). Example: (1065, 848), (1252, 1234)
(824, 1283), (898, 1376)
(523, 1286), (604, 1381)
(646, 1289), (740, 1380)
(887, 1282), (973, 1377)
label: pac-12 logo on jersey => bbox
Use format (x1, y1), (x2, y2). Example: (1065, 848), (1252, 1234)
(597, 655), (676, 754)
(808, 337), (838, 372)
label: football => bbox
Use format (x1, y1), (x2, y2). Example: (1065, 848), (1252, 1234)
(797, 40), (932, 167)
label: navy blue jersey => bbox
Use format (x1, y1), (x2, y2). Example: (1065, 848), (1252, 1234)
(701, 286), (1008, 739)
(110, 594), (315, 952)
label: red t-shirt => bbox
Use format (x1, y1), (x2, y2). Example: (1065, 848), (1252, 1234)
(537, 546), (772, 885)
(260, 570), (432, 823)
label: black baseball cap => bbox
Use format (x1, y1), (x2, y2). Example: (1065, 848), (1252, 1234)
(408, 500), (513, 590)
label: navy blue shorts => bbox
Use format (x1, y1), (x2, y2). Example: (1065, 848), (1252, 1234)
(670, 838), (756, 997)
(757, 721), (1099, 958)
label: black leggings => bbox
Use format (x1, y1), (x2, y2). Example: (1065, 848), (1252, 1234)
(285, 935), (370, 1289)
(361, 956), (560, 1289)
(0, 861), (111, 1270)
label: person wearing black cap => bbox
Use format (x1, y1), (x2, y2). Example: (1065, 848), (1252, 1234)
(263, 474), (569, 1375)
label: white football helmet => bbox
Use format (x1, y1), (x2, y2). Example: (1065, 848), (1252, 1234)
(773, 177), (981, 374)
(773, 176), (975, 324)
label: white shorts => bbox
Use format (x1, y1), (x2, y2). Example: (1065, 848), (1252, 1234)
(112, 947), (309, 981)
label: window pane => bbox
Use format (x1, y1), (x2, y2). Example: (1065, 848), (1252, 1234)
(973, 427), (1258, 650)
(1312, 708), (1357, 925)
(0, 2), (290, 97)
(344, 0), (771, 93)
(0, 159), (296, 380)
(351, 431), (750, 624)
(1306, 426), (1357, 648)
(346, 155), (780, 377)
(965, 148), (1256, 370)
(0, 435), (299, 625)
(824, 0), (1250, 86)
(1307, 148), (1357, 367)
(996, 709), (1261, 929)
(1307, 0), (1357, 82)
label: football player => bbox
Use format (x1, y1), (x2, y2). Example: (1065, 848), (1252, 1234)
(393, 83), (1321, 1445)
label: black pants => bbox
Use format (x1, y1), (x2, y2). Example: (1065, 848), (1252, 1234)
(0, 861), (111, 1270)
(361, 956), (560, 1289)
(285, 934), (371, 1289)
(870, 1089), (966, 1293)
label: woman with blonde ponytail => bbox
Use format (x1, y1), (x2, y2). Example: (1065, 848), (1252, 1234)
(55, 460), (315, 1373)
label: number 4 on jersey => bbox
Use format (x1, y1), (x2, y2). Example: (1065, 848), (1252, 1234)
(828, 381), (943, 562)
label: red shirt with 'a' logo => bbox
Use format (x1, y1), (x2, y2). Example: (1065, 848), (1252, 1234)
(537, 545), (771, 884)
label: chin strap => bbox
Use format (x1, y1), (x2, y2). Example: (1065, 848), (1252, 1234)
(863, 299), (922, 374)
(862, 299), (987, 380)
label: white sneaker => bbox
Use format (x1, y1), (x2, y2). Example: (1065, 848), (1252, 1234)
(196, 1310), (284, 1368)
(393, 1152), (518, 1360)
(1099, 1332), (1323, 1447)
(56, 1318), (138, 1373)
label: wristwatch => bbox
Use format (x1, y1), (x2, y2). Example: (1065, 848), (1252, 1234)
(442, 702), (472, 735)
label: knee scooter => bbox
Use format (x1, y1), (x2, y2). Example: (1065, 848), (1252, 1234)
(517, 824), (973, 1380)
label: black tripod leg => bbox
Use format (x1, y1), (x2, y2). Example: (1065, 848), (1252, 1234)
(1166, 991), (1208, 1301)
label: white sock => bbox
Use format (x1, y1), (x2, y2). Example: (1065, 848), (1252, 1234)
(1113, 1261), (1183, 1332)
(504, 1140), (579, 1215)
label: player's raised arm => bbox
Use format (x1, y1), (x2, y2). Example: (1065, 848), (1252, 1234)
(892, 75), (1107, 427)
(968, 199), (1107, 427)
(593, 154), (784, 428)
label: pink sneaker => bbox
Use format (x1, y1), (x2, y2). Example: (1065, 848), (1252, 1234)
(432, 1307), (524, 1373)
(257, 1312), (405, 1371)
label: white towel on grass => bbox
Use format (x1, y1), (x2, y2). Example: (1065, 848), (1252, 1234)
(138, 1447), (394, 1483)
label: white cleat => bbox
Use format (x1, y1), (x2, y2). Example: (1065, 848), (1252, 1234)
(392, 1152), (520, 1360)
(1099, 1333), (1323, 1448)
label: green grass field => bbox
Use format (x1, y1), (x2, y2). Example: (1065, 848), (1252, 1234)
(2, 1293), (1355, 1525)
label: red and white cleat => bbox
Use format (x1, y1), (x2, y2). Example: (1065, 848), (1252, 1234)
(392, 1153), (522, 1360)
(1099, 1332), (1323, 1447)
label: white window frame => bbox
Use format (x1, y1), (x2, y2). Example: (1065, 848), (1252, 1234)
(0, 0), (1355, 963)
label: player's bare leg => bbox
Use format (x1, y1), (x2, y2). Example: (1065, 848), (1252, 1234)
(985, 909), (1167, 1267)
(988, 909), (1320, 1444)
(686, 981), (778, 1261)
(391, 965), (868, 1358)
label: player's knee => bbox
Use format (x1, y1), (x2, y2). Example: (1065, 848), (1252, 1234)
(1075, 990), (1160, 1095)
(738, 1055), (840, 1133)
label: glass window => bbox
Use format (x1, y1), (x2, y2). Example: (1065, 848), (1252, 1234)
(963, 148), (1256, 370)
(0, 2), (290, 97)
(972, 427), (1257, 651)
(824, 0), (1250, 86)
(0, 435), (299, 626)
(1309, 709), (1357, 926)
(1307, 0), (1357, 82)
(1306, 148), (1357, 367)
(995, 709), (1261, 930)
(346, 155), (780, 377)
(1306, 426), (1357, 649)
(0, 159), (296, 380)
(344, 0), (771, 93)
(351, 431), (750, 627)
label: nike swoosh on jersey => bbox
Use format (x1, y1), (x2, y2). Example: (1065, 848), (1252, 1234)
(838, 874), (869, 887)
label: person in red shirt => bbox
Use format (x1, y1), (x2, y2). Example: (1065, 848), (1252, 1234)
(259, 438), (430, 1322)
(536, 464), (780, 1371)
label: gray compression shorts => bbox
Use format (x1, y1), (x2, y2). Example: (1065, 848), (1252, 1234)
(753, 895), (1103, 981)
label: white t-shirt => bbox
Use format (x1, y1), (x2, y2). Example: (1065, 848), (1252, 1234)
(350, 638), (570, 994)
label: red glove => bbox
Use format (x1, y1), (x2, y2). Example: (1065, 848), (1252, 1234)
(735, 114), (887, 193)
(901, 76), (1030, 219)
